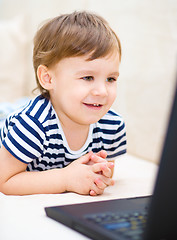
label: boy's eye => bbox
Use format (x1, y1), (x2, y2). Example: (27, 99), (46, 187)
(106, 77), (117, 83)
(82, 76), (94, 81)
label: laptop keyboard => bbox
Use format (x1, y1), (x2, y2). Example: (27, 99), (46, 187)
(85, 210), (147, 240)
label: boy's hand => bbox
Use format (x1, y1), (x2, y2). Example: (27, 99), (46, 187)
(64, 152), (113, 196)
(87, 150), (107, 165)
(90, 150), (115, 177)
(89, 161), (115, 196)
(86, 151), (115, 196)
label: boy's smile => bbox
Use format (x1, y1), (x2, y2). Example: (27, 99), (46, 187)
(48, 52), (120, 129)
(83, 103), (103, 109)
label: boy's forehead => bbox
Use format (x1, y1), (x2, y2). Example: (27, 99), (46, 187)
(57, 51), (120, 66)
(52, 53), (120, 76)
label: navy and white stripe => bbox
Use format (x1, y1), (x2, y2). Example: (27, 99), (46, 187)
(0, 95), (126, 171)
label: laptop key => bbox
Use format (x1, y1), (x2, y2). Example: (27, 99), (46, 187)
(85, 210), (147, 240)
(102, 221), (131, 230)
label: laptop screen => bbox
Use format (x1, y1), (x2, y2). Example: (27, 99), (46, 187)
(144, 82), (177, 239)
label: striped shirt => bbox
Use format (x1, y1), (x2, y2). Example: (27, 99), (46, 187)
(0, 95), (126, 171)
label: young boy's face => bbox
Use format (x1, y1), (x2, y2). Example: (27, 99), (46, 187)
(48, 52), (120, 127)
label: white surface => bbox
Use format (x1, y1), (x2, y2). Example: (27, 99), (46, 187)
(0, 154), (158, 240)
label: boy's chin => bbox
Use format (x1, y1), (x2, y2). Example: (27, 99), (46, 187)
(84, 113), (107, 124)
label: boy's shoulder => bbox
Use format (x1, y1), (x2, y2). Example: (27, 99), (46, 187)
(22, 95), (56, 125)
(25, 95), (50, 116)
(7, 95), (53, 125)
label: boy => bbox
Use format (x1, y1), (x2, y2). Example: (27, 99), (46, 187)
(0, 11), (126, 196)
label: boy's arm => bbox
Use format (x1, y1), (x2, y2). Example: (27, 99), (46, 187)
(0, 146), (113, 195)
(0, 145), (67, 195)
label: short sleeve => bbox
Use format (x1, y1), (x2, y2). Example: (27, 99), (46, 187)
(2, 113), (45, 164)
(106, 118), (127, 160)
(98, 110), (127, 160)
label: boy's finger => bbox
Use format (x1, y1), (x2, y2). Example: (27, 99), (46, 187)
(100, 162), (114, 177)
(92, 162), (114, 177)
(89, 190), (97, 196)
(100, 164), (112, 178)
(94, 177), (107, 190)
(107, 162), (114, 169)
(99, 175), (114, 186)
(96, 150), (107, 159)
(79, 151), (93, 164)
(92, 162), (107, 173)
(90, 184), (104, 196)
(90, 154), (107, 163)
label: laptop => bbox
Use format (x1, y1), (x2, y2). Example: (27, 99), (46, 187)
(45, 82), (177, 240)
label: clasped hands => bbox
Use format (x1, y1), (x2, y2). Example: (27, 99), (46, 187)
(88, 150), (114, 196)
(65, 150), (114, 196)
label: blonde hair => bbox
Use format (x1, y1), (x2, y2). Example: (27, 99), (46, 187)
(33, 11), (121, 98)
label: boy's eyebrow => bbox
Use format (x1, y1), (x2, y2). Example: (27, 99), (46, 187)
(75, 70), (120, 76)
(75, 70), (94, 75)
(110, 72), (120, 77)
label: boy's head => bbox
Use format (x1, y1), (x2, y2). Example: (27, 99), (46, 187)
(33, 11), (121, 98)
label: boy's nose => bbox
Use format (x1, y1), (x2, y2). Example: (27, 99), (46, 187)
(91, 82), (108, 97)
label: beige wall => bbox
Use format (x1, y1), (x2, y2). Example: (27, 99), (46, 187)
(0, 0), (177, 163)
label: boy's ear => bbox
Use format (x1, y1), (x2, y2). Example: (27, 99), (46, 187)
(37, 65), (53, 90)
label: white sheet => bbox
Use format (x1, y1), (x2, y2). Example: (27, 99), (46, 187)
(0, 154), (158, 240)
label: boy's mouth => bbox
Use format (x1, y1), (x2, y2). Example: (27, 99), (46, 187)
(83, 103), (103, 109)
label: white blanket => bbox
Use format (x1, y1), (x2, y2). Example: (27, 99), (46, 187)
(0, 154), (158, 240)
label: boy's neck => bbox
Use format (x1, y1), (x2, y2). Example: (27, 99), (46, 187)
(50, 97), (91, 151)
(53, 107), (90, 151)
(60, 119), (90, 151)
